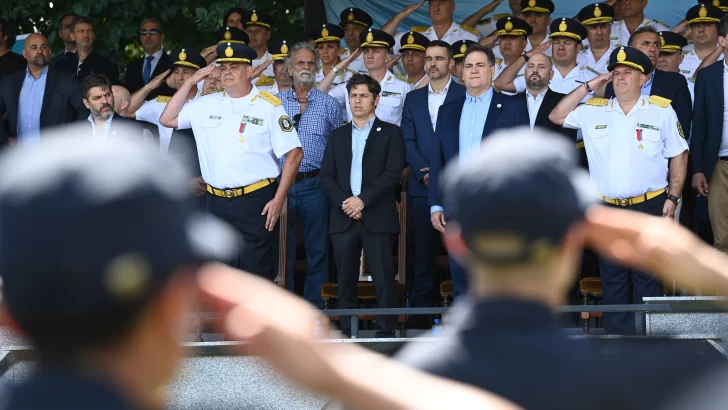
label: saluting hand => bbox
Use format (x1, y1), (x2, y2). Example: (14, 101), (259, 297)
(148, 69), (170, 89)
(262, 197), (284, 231)
(527, 40), (552, 58)
(386, 54), (403, 71)
(479, 33), (498, 48)
(587, 72), (613, 91)
(400, 1), (425, 16)
(187, 63), (217, 86)
(251, 60), (272, 80)
(338, 48), (363, 71)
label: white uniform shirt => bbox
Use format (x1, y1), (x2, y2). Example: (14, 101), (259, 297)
(577, 47), (614, 76)
(329, 70), (410, 125)
(135, 97), (184, 154)
(176, 87), (302, 188)
(526, 89), (547, 130)
(474, 17), (499, 40)
(494, 58), (525, 96)
(257, 81), (281, 94)
(393, 22), (478, 55)
(564, 96), (688, 199)
(340, 48), (368, 74)
(515, 65), (596, 96)
(680, 43), (724, 102)
(611, 18), (670, 48)
(315, 67), (354, 88)
(427, 77), (452, 130)
(525, 35), (552, 56)
(252, 50), (275, 77)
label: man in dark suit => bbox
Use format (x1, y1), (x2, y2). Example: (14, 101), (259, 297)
(55, 16), (119, 85)
(0, 33), (88, 144)
(320, 74), (406, 338)
(80, 74), (144, 141)
(402, 40), (465, 314)
(603, 26), (692, 136)
(124, 19), (171, 98)
(0, 18), (26, 79)
(429, 43), (529, 299)
(691, 16), (728, 253)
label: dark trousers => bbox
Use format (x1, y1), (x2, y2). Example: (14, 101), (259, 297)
(331, 221), (397, 331)
(206, 183), (278, 280)
(408, 195), (439, 307)
(285, 175), (330, 309)
(601, 194), (665, 335)
(679, 156), (698, 231)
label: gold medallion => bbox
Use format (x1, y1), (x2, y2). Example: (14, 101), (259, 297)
(179, 50), (187, 61)
(224, 30), (231, 40)
(251, 12), (259, 22)
(594, 6), (602, 18)
(407, 33), (415, 44)
(714, 0), (720, 6)
(699, 5), (708, 18)
(460, 43), (467, 53)
(225, 45), (234, 57)
(348, 10), (355, 21)
(281, 42), (288, 54)
(528, 0), (536, 7)
(617, 48), (626, 62)
(505, 20), (513, 31)
(239, 137), (245, 143)
(559, 19), (567, 32)
(638, 144), (643, 150)
(366, 31), (374, 43)
(322, 26), (329, 38)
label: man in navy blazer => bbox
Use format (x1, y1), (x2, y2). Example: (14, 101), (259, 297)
(691, 17), (728, 253)
(429, 43), (529, 298)
(402, 40), (466, 313)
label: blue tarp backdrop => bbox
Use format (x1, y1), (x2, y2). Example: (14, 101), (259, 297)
(324, 1), (692, 34)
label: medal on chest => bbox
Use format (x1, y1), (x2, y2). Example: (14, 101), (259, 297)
(636, 128), (643, 150)
(239, 122), (245, 143)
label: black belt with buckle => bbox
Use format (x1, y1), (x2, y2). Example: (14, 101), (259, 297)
(719, 156), (728, 161)
(295, 169), (320, 182)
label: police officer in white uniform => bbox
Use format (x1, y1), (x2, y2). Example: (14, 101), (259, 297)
(313, 23), (355, 88)
(492, 16), (531, 85)
(339, 8), (372, 75)
(450, 40), (477, 84)
(611, 1), (669, 48)
(159, 42), (304, 280)
(496, 18), (596, 98)
(657, 31), (693, 99)
(319, 29), (410, 126)
(256, 40), (292, 93)
(381, 0), (479, 55)
(679, 4), (724, 87)
(549, 46), (688, 334)
(397, 31), (430, 90)
(577, 3), (616, 76)
(127, 48), (206, 154)
(520, 0), (554, 56)
(244, 10), (275, 78)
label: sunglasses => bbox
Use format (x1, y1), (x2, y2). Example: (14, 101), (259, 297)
(293, 113), (302, 131)
(140, 29), (160, 36)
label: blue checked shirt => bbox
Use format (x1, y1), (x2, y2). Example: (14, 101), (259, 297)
(277, 87), (343, 172)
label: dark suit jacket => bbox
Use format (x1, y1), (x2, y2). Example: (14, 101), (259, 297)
(124, 52), (172, 97)
(429, 90), (529, 216)
(55, 50), (120, 85)
(401, 80), (466, 198)
(0, 51), (27, 79)
(320, 117), (406, 234)
(82, 113), (145, 139)
(605, 69), (692, 141)
(0, 68), (89, 141)
(517, 89), (577, 140)
(691, 59), (725, 180)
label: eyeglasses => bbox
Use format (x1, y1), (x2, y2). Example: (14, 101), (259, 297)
(293, 114), (302, 131)
(140, 29), (160, 36)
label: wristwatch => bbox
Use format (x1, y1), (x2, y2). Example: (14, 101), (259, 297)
(332, 66), (340, 74)
(520, 51), (529, 62)
(667, 195), (680, 205)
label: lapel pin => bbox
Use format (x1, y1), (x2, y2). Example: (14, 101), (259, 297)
(376, 127), (381, 131)
(497, 103), (502, 108)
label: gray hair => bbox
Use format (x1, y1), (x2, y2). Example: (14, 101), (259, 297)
(139, 18), (165, 35)
(285, 42), (320, 69)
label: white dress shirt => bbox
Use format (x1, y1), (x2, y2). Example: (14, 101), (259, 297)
(611, 18), (669, 48)
(428, 77), (452, 130)
(526, 89), (548, 130)
(88, 114), (114, 143)
(577, 47), (614, 76)
(252, 50), (275, 77)
(514, 64), (596, 97)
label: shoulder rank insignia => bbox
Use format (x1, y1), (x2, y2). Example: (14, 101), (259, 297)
(494, 13), (511, 20)
(688, 76), (696, 83)
(411, 26), (428, 33)
(585, 97), (609, 106)
(576, 141), (585, 149)
(477, 17), (492, 25)
(156, 95), (172, 103)
(585, 66), (601, 75)
(653, 19), (670, 29)
(682, 50), (690, 55)
(495, 58), (503, 65)
(460, 25), (480, 35)
(200, 88), (224, 97)
(648, 95), (671, 108)
(395, 74), (410, 83)
(339, 48), (347, 55)
(255, 75), (275, 87)
(258, 91), (282, 107)
(677, 121), (685, 139)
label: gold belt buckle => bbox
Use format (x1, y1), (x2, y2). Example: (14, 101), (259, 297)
(619, 198), (628, 206)
(224, 189), (234, 198)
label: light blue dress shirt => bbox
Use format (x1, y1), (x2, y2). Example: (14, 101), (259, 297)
(431, 88), (493, 215)
(641, 69), (656, 96)
(87, 114), (114, 142)
(350, 117), (375, 197)
(17, 67), (48, 144)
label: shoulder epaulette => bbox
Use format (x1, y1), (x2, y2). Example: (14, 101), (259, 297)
(653, 19), (670, 28)
(156, 95), (171, 103)
(495, 58), (503, 65)
(494, 13), (511, 20)
(682, 50), (690, 55)
(585, 98), (609, 107)
(585, 66), (601, 75)
(395, 74), (410, 83)
(579, 65), (585, 71)
(255, 75), (275, 86)
(200, 88), (224, 97)
(648, 95), (671, 108)
(339, 48), (347, 55)
(477, 17), (492, 25)
(411, 26), (428, 33)
(460, 25), (480, 35)
(258, 91), (282, 106)
(614, 43), (623, 48)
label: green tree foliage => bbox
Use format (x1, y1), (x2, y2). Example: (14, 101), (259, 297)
(5, 0), (304, 74)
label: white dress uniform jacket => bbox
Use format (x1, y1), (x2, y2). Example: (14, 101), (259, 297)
(329, 70), (410, 125)
(610, 18), (669, 48)
(392, 22), (478, 55)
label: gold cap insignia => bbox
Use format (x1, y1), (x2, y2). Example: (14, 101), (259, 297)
(594, 5), (602, 18)
(528, 0), (536, 7)
(251, 11), (259, 22)
(505, 20), (513, 31)
(407, 33), (415, 44)
(714, 0), (720, 6)
(224, 30), (231, 40)
(104, 253), (150, 301)
(660, 35), (665, 47)
(179, 49), (187, 61)
(460, 43), (467, 53)
(617, 47), (626, 62)
(322, 26), (329, 38)
(281, 41), (288, 54)
(559, 19), (567, 32)
(225, 44), (234, 57)
(348, 10), (355, 21)
(366, 31), (374, 43)
(699, 5), (708, 18)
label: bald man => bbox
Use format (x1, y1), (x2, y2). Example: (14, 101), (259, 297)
(0, 33), (88, 144)
(111, 85), (131, 117)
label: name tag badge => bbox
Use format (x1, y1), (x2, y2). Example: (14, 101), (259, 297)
(209, 115), (222, 119)
(637, 123), (659, 131)
(381, 91), (401, 97)
(595, 125), (607, 129)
